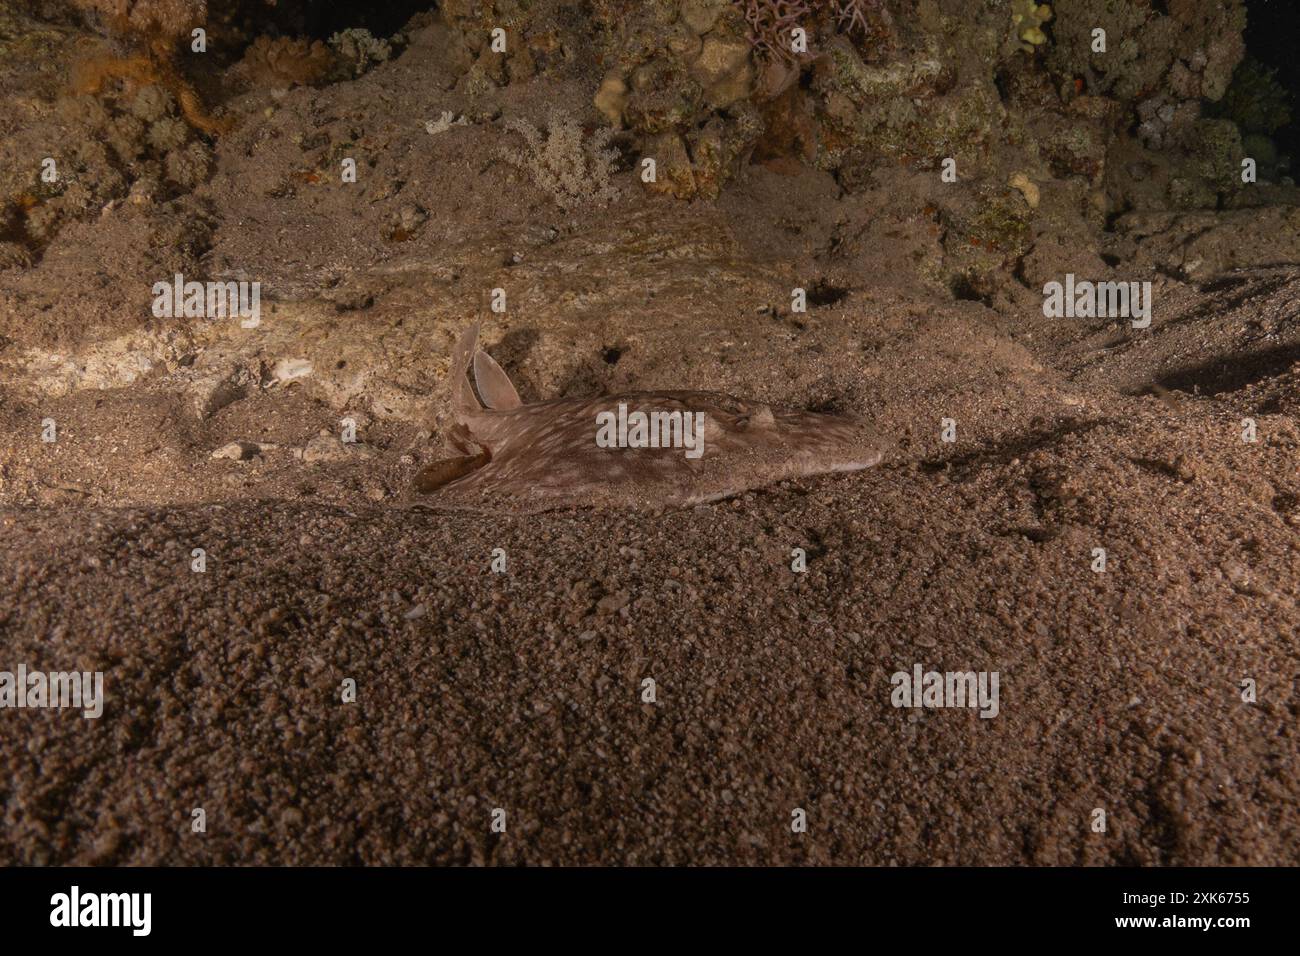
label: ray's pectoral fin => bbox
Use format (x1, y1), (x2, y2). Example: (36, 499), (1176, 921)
(473, 350), (523, 410)
(412, 447), (490, 494)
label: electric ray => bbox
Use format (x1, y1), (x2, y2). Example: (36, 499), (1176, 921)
(409, 323), (886, 512)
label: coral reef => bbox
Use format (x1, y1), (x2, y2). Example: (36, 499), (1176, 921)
(1, 79), (214, 256)
(2, 0), (1288, 306)
(439, 0), (573, 91)
(0, 0), (225, 267)
(1046, 0), (1245, 103)
(581, 0), (908, 198)
(587, 2), (760, 199)
(70, 0), (232, 135)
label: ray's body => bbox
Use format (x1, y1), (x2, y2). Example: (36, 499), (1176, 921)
(411, 324), (886, 512)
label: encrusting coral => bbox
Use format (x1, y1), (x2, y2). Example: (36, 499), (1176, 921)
(237, 35), (336, 89)
(233, 29), (393, 90)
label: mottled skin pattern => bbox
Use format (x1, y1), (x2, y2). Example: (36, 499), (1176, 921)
(411, 324), (886, 513)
